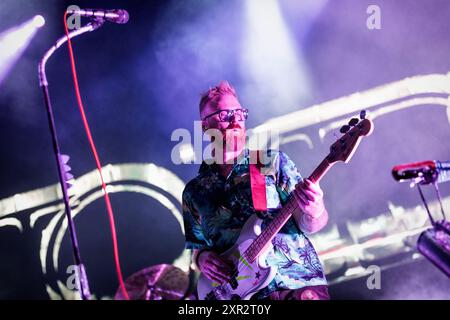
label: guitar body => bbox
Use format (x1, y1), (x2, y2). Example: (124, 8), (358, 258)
(197, 214), (277, 300)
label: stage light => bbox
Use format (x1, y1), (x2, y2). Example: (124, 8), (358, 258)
(240, 0), (312, 115)
(33, 15), (46, 29)
(240, 0), (328, 118)
(0, 15), (44, 86)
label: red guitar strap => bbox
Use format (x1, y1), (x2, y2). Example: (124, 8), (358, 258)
(249, 150), (267, 212)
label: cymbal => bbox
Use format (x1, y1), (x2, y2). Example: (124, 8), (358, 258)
(115, 264), (189, 300)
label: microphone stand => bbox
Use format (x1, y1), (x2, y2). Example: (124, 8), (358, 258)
(38, 18), (105, 300)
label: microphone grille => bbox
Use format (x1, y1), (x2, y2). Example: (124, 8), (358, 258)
(115, 9), (129, 24)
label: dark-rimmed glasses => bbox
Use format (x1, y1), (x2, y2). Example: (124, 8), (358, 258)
(202, 108), (249, 122)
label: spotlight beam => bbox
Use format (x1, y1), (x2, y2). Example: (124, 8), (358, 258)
(0, 15), (45, 87)
(240, 0), (312, 115)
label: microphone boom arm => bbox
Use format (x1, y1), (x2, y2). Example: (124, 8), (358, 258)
(39, 19), (104, 86)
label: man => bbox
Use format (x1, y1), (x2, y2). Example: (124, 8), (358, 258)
(182, 81), (329, 300)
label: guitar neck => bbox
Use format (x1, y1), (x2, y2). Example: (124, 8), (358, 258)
(309, 158), (333, 183)
(244, 157), (333, 262)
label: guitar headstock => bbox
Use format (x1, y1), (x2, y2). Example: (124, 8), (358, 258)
(327, 114), (374, 164)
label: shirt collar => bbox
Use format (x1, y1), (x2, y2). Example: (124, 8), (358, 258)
(198, 148), (250, 174)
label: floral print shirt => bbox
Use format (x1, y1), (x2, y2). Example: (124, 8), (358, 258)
(182, 149), (327, 298)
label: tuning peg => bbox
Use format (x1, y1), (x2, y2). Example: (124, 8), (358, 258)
(340, 125), (350, 134)
(360, 110), (366, 119)
(348, 118), (359, 127)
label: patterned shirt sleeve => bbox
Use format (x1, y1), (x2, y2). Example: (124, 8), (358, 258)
(275, 151), (303, 203)
(182, 186), (210, 250)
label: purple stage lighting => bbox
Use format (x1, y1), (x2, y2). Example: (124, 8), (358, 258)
(0, 15), (45, 86)
(33, 15), (46, 29)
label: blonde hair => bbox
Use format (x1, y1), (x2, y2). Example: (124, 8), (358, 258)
(199, 81), (237, 114)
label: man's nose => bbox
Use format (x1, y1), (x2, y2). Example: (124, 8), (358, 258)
(228, 112), (237, 123)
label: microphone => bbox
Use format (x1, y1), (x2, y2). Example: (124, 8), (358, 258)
(392, 160), (450, 185)
(66, 8), (129, 24)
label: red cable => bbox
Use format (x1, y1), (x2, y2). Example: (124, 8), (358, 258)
(63, 12), (129, 300)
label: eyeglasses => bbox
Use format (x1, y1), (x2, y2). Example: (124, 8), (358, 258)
(202, 108), (249, 122)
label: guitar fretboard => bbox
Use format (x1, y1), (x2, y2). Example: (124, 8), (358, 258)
(243, 158), (332, 262)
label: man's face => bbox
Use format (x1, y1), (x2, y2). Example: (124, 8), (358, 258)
(201, 94), (247, 140)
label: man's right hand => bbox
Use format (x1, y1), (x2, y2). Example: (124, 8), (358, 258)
(197, 250), (234, 284)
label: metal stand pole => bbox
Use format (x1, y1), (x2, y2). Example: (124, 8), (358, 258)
(416, 184), (436, 227)
(38, 19), (104, 300)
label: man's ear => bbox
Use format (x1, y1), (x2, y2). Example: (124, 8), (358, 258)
(201, 120), (208, 132)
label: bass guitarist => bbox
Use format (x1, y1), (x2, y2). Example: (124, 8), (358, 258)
(182, 81), (330, 300)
